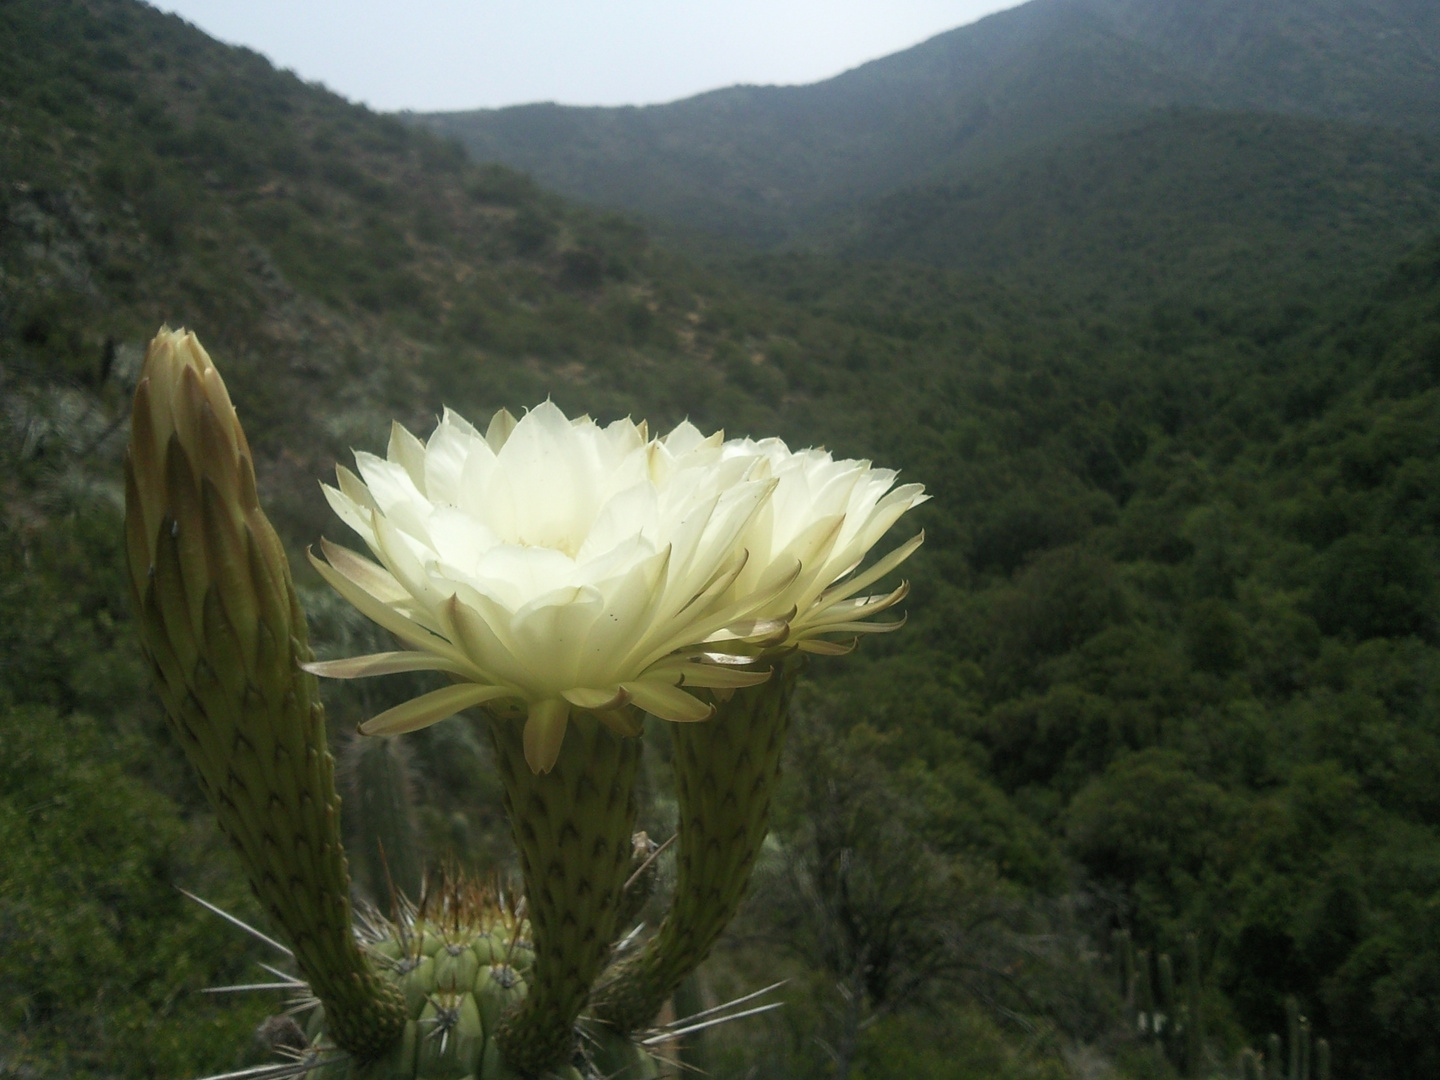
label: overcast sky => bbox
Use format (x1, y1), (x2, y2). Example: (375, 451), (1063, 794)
(146, 1), (1021, 112)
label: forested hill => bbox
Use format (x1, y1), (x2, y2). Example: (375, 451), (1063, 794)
(824, 108), (1440, 308)
(4, 1), (1440, 1079)
(414, 0), (1440, 242)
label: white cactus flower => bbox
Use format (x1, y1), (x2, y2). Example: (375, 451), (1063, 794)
(307, 403), (927, 771)
(306, 402), (792, 772)
(717, 437), (928, 655)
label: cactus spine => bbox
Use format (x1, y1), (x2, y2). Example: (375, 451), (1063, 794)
(591, 661), (798, 1032)
(124, 329), (405, 1060)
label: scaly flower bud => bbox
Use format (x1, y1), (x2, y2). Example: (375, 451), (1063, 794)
(123, 328), (405, 1061)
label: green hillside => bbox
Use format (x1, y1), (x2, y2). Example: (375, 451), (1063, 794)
(827, 108), (1440, 306)
(3, 1), (1440, 1079)
(414, 0), (1440, 243)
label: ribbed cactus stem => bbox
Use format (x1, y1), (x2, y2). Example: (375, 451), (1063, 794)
(486, 709), (642, 1074)
(1136, 948), (1154, 1033)
(591, 662), (797, 1033)
(124, 328), (405, 1061)
(1266, 1033), (1283, 1080)
(1158, 952), (1175, 1038)
(1314, 1038), (1331, 1080)
(1184, 933), (1203, 1076)
(1239, 1048), (1262, 1080)
(673, 973), (710, 1075)
(1299, 1018), (1311, 1080)
(1286, 997), (1301, 1080)
(1115, 928), (1135, 1005)
(346, 733), (424, 901)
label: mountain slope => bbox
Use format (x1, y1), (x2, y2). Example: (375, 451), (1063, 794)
(827, 108), (1440, 306)
(416, 0), (1440, 242)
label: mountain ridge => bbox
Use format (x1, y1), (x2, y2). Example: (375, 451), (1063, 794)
(415, 0), (1440, 243)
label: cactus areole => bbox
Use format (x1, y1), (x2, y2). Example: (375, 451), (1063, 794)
(123, 329), (925, 1077)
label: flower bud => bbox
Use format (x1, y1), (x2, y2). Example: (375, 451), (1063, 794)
(124, 327), (405, 1061)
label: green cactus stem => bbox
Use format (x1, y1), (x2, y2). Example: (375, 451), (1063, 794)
(1286, 997), (1301, 1080)
(590, 661), (798, 1033)
(1115, 929), (1136, 1006)
(1136, 949), (1154, 1034)
(345, 733), (424, 902)
(1184, 933), (1203, 1077)
(1266, 1033), (1283, 1080)
(1315, 1038), (1331, 1080)
(485, 709), (642, 1074)
(125, 329), (405, 1060)
(1157, 952), (1175, 1038)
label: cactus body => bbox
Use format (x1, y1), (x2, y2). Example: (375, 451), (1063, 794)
(486, 710), (643, 1074)
(592, 663), (797, 1032)
(284, 879), (659, 1080)
(345, 734), (425, 902)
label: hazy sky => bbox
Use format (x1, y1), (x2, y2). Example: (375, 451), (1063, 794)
(147, 1), (1021, 112)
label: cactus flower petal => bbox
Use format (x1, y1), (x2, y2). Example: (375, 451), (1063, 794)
(312, 403), (795, 771)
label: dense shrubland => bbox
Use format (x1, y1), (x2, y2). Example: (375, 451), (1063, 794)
(2, 2), (1437, 1078)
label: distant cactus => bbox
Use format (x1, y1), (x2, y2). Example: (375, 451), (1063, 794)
(342, 732), (424, 903)
(1113, 929), (1208, 1076)
(1184, 933), (1204, 1076)
(1235, 998), (1335, 1080)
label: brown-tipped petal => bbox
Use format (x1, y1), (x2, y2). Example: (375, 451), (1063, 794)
(522, 698), (571, 773)
(796, 636), (859, 656)
(308, 547), (466, 662)
(624, 681), (715, 723)
(679, 547), (750, 616)
(596, 707), (645, 738)
(562, 686), (632, 712)
(359, 683), (511, 737)
(302, 651), (474, 679)
(820, 531), (925, 607)
(808, 580), (911, 626)
(708, 612), (794, 648)
(809, 612), (908, 636)
(317, 537), (409, 604)
(675, 662), (773, 689)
